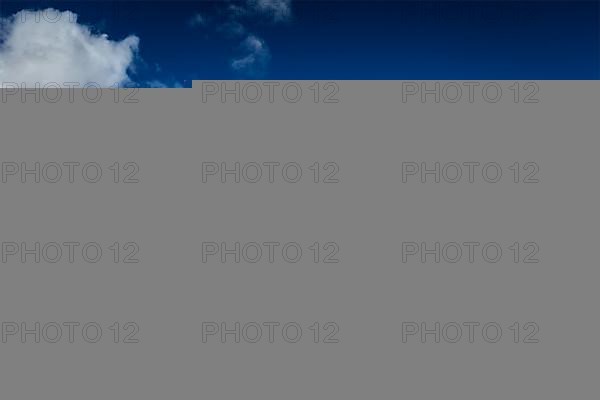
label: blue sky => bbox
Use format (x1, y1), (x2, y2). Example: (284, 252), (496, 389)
(0, 1), (598, 87)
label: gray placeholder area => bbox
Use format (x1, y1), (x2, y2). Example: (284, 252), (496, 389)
(0, 81), (598, 399)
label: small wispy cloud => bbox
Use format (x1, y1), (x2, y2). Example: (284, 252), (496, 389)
(189, 0), (293, 76)
(146, 79), (184, 88)
(188, 13), (208, 28)
(231, 35), (271, 77)
(226, 4), (249, 19)
(248, 0), (292, 22)
(217, 20), (246, 38)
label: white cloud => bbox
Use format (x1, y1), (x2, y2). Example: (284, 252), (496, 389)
(0, 9), (139, 87)
(248, 0), (292, 22)
(231, 35), (271, 77)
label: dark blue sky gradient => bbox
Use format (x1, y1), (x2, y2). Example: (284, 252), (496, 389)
(1, 1), (598, 86)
